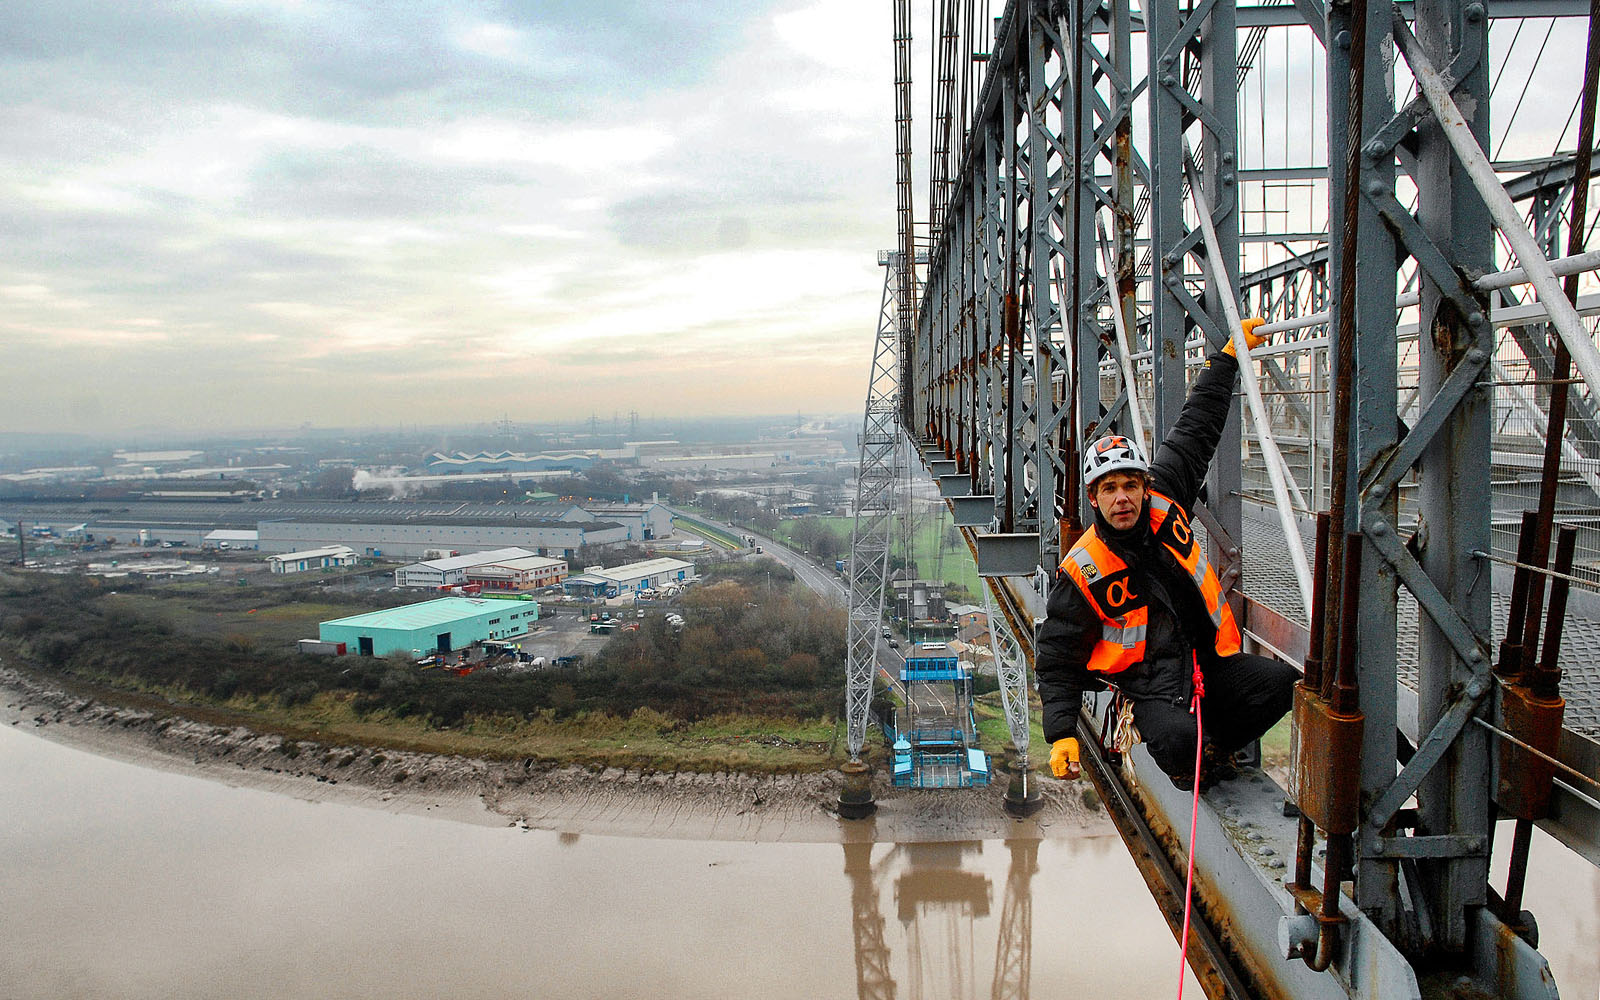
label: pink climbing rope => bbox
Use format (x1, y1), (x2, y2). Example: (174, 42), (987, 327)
(1176, 656), (1206, 1000)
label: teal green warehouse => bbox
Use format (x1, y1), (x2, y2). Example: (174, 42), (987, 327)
(319, 597), (539, 657)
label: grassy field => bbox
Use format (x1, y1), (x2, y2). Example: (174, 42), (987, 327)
(9, 662), (849, 773)
(104, 590), (374, 651)
(973, 691), (1046, 771)
(204, 691), (845, 773)
(774, 508), (982, 598)
(673, 514), (744, 549)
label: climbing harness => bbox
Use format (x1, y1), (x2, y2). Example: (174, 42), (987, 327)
(1175, 656), (1206, 1000)
(1097, 688), (1143, 784)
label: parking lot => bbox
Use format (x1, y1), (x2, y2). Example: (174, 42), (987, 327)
(510, 603), (665, 667)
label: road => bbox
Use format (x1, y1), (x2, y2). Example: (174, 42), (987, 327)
(670, 507), (927, 704)
(668, 507), (846, 607)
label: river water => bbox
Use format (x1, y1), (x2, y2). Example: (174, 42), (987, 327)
(1, 723), (1595, 1000)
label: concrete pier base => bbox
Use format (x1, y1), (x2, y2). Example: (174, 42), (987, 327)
(837, 760), (877, 820)
(1002, 752), (1045, 817)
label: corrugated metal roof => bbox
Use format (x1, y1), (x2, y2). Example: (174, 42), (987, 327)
(415, 547), (534, 571)
(320, 597), (513, 631)
(270, 546), (356, 561)
(473, 555), (565, 571)
(595, 557), (693, 582)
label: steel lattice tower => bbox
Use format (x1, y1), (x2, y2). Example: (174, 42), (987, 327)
(844, 254), (908, 760)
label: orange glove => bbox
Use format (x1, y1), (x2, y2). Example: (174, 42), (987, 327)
(1223, 316), (1268, 357)
(1049, 737), (1081, 779)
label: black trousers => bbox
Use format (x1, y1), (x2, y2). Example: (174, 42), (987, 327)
(1131, 652), (1297, 777)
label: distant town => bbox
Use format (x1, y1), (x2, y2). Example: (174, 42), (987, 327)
(0, 415), (986, 677)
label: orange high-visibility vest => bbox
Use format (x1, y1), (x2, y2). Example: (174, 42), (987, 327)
(1058, 489), (1241, 675)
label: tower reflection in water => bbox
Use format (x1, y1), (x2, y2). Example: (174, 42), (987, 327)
(845, 838), (1038, 1000)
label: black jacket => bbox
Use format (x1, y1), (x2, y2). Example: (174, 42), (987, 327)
(1036, 350), (1240, 744)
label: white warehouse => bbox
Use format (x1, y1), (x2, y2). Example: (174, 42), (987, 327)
(257, 517), (628, 560)
(564, 557), (696, 598)
(394, 547), (535, 589)
(268, 546), (358, 575)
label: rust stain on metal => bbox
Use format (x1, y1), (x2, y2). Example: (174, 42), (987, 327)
(1495, 683), (1565, 819)
(1292, 684), (1364, 834)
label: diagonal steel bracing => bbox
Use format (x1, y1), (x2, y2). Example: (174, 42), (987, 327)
(845, 257), (908, 760)
(887, 0), (1598, 995)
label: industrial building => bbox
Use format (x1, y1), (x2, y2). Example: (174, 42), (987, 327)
(393, 547), (535, 589)
(464, 555), (568, 592)
(203, 529), (258, 550)
(581, 501), (673, 541)
(319, 597), (539, 657)
(257, 517), (627, 560)
(424, 450), (598, 475)
(268, 546), (358, 574)
(561, 557), (696, 598)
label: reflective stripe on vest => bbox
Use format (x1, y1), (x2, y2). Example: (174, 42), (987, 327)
(1057, 488), (1241, 674)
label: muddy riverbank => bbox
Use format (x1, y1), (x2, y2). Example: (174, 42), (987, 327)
(0, 667), (1108, 843)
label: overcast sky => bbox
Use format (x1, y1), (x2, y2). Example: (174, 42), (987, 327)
(0, 1), (898, 435)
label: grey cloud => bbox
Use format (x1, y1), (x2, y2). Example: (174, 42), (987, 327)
(0, 1), (788, 125)
(243, 146), (523, 220)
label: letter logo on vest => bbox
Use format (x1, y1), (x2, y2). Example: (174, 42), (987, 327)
(1105, 578), (1138, 609)
(1154, 502), (1195, 557)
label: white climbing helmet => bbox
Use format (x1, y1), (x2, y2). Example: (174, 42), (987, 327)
(1083, 434), (1150, 487)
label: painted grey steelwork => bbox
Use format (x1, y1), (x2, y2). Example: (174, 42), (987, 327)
(981, 582), (1035, 768)
(844, 256), (906, 761)
(890, 0), (1596, 996)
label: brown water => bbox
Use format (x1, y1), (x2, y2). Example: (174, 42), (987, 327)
(1, 724), (1595, 1000)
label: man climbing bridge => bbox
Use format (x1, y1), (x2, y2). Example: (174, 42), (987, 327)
(1036, 318), (1297, 789)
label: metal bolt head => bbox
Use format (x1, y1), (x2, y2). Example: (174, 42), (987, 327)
(1466, 316), (1486, 332)
(1366, 179), (1387, 198)
(1363, 139), (1385, 161)
(1371, 520), (1389, 536)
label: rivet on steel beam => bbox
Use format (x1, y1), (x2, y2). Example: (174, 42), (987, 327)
(1362, 140), (1385, 162)
(1366, 179), (1387, 197)
(1465, 3), (1484, 21)
(1162, 74), (1177, 87)
(1370, 486), (1387, 503)
(1160, 54), (1174, 67)
(1468, 648), (1485, 665)
(1467, 319), (1487, 335)
(1371, 520), (1389, 536)
(1468, 675), (1489, 698)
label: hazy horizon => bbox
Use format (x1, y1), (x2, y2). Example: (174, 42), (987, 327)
(1, 2), (897, 436)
